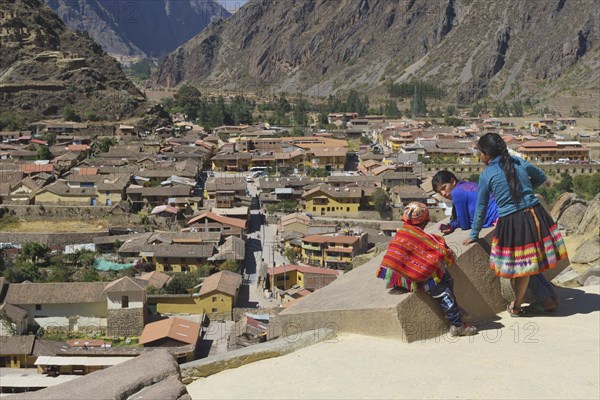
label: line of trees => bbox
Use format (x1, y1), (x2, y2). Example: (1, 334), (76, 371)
(163, 85), (255, 129)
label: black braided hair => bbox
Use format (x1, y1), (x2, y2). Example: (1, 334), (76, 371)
(477, 133), (521, 203)
(432, 170), (459, 193)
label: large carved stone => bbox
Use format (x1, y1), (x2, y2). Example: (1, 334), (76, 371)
(576, 194), (600, 237)
(550, 192), (584, 221)
(10, 349), (189, 400)
(571, 237), (600, 264)
(558, 203), (588, 232)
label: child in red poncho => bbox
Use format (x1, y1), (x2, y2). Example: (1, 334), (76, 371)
(377, 202), (477, 337)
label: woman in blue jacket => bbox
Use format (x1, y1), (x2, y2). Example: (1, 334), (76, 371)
(464, 133), (568, 316)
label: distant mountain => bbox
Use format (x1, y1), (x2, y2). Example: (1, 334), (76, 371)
(45, 0), (231, 60)
(152, 0), (599, 110)
(0, 0), (145, 123)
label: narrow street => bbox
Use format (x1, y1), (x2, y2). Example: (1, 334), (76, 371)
(237, 180), (284, 309)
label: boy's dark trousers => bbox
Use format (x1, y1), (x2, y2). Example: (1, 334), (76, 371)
(426, 271), (462, 327)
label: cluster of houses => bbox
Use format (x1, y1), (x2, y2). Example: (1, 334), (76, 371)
(0, 112), (597, 391)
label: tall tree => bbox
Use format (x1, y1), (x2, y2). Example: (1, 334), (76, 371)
(173, 84), (202, 120)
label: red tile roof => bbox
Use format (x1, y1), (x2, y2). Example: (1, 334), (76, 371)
(21, 164), (54, 173)
(187, 211), (247, 229)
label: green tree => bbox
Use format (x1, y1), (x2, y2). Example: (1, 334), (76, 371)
(0, 111), (19, 130)
(274, 95), (291, 125)
(573, 173), (600, 199)
(511, 101), (524, 117)
(21, 242), (50, 264)
(97, 137), (115, 153)
(292, 96), (309, 126)
(373, 188), (391, 216)
(84, 111), (100, 121)
(283, 247), (300, 264)
(444, 116), (465, 127)
(208, 96), (226, 127)
(37, 146), (53, 160)
(410, 86), (427, 117)
(81, 268), (101, 282)
(384, 100), (399, 117)
(469, 103), (480, 117)
(306, 168), (331, 177)
(41, 132), (57, 145)
(446, 105), (458, 116)
(47, 264), (75, 282)
(165, 272), (202, 294)
(173, 84), (202, 120)
(229, 96), (254, 125)
(556, 172), (573, 193)
(197, 263), (215, 277)
(63, 105), (81, 122)
(4, 260), (41, 283)
(219, 259), (240, 273)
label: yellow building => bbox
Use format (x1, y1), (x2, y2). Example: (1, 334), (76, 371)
(516, 140), (590, 162)
(34, 180), (97, 205)
(0, 336), (36, 368)
(96, 179), (128, 207)
(308, 147), (347, 171)
(268, 264), (341, 291)
(211, 152), (252, 172)
(302, 185), (362, 216)
(142, 244), (216, 273)
(279, 213), (311, 235)
(300, 234), (367, 269)
(283, 137), (348, 171)
(153, 271), (241, 318)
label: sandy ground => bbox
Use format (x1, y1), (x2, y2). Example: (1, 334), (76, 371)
(187, 285), (600, 400)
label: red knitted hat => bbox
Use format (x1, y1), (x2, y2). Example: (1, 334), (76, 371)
(402, 202), (430, 225)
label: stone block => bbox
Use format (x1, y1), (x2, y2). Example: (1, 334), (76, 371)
(576, 193), (600, 237)
(129, 375), (190, 400)
(552, 267), (580, 285)
(584, 276), (600, 286)
(571, 237), (600, 264)
(577, 265), (600, 286)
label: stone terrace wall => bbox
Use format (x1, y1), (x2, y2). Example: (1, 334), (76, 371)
(0, 232), (107, 247)
(1, 204), (110, 219)
(107, 308), (145, 337)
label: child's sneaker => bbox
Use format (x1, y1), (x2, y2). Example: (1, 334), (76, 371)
(449, 323), (477, 337)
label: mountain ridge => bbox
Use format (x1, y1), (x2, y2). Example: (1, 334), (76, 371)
(44, 0), (231, 61)
(0, 0), (146, 123)
(151, 0), (600, 110)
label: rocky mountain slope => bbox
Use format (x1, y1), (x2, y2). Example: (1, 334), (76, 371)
(0, 0), (145, 123)
(152, 0), (599, 109)
(45, 0), (231, 60)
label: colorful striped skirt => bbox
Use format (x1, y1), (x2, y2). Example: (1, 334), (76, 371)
(490, 203), (568, 278)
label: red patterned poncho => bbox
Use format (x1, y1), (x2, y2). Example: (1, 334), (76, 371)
(376, 224), (456, 292)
